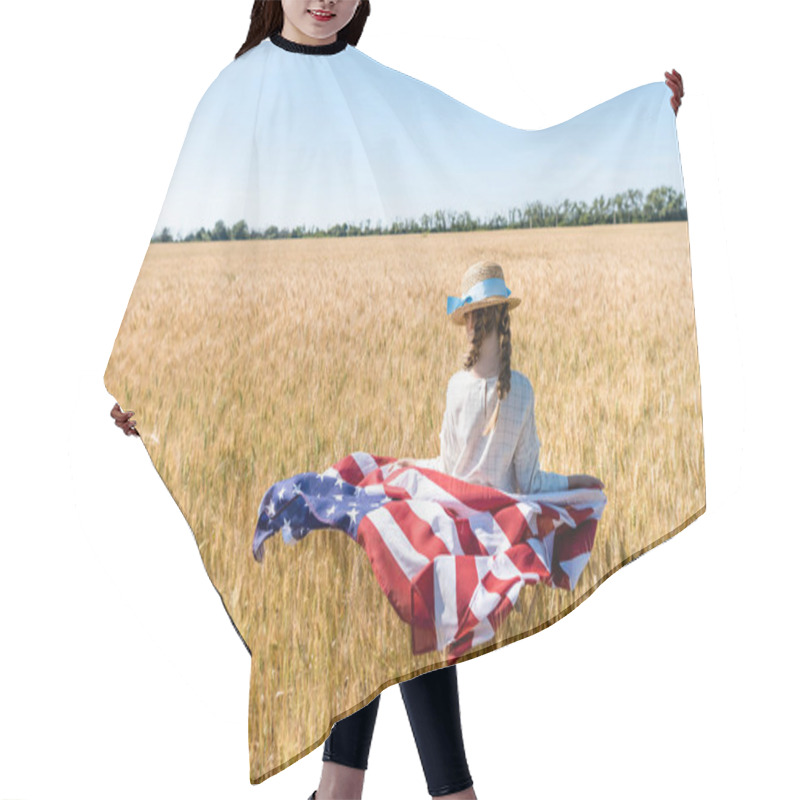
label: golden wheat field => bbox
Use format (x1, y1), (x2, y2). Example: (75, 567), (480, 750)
(104, 221), (705, 782)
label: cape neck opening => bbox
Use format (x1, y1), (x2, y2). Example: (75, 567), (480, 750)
(269, 31), (348, 55)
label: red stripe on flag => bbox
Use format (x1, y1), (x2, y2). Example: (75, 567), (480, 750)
(482, 564), (522, 598)
(410, 562), (438, 655)
(331, 453), (368, 485)
(360, 468), (387, 487)
(493, 503), (535, 546)
(383, 483), (413, 501)
(533, 512), (556, 537)
(325, 453), (605, 663)
(455, 517), (489, 556)
(356, 513), (414, 622)
(454, 555), (481, 625)
(507, 543), (551, 580)
(553, 518), (598, 561)
(486, 592), (516, 636)
(416, 467), (517, 513)
(451, 605), (482, 663)
(561, 504), (596, 526)
(446, 634), (475, 665)
(384, 502), (451, 562)
(445, 559), (483, 663)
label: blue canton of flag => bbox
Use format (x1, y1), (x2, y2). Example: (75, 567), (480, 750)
(252, 465), (391, 561)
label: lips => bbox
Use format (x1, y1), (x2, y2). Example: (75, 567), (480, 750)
(308, 9), (335, 20)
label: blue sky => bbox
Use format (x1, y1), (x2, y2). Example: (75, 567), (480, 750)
(154, 40), (683, 238)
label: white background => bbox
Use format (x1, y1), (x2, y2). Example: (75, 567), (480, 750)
(1, 1), (796, 798)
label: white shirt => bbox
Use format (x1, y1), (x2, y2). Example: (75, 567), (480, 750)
(417, 369), (569, 495)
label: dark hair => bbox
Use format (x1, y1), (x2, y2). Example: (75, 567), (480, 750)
(463, 303), (512, 435)
(236, 1), (372, 59)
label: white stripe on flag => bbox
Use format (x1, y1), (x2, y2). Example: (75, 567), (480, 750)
(526, 534), (552, 573)
(468, 510), (513, 553)
(534, 529), (555, 573)
(432, 556), (459, 651)
(467, 557), (508, 650)
(468, 616), (501, 649)
(365, 505), (429, 581)
(404, 500), (465, 556)
(564, 498), (609, 520)
(388, 467), (482, 519)
(559, 551), (592, 591)
(519, 500), (577, 531)
(352, 452), (379, 479)
(463, 555), (522, 644)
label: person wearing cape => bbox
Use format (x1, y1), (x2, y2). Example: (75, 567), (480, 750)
(106, 0), (696, 792)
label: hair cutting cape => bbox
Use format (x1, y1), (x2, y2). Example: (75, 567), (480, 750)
(104, 32), (705, 784)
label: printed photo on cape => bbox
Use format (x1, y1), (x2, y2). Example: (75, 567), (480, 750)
(104, 18), (704, 784)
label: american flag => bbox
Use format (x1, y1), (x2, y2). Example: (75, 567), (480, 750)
(253, 452), (606, 664)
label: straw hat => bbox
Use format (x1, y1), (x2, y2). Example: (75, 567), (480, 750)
(446, 260), (522, 325)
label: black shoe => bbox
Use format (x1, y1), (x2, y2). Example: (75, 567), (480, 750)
(307, 792), (317, 800)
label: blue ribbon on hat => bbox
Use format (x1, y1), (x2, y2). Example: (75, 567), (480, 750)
(446, 277), (512, 316)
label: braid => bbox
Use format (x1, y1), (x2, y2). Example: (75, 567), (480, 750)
(460, 304), (513, 436)
(463, 308), (489, 371)
(496, 304), (512, 402)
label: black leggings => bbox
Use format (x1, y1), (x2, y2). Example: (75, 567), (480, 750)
(322, 664), (473, 797)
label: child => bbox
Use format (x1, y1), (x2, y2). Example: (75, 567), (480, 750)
(398, 259), (604, 498)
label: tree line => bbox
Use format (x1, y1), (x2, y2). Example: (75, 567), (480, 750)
(152, 185), (686, 243)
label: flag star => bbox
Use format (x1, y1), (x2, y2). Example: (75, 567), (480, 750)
(334, 494), (344, 501)
(277, 486), (287, 500)
(326, 505), (338, 517)
(347, 508), (359, 528)
(291, 482), (301, 496)
(266, 500), (276, 517)
(335, 475), (345, 488)
(281, 520), (294, 544)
